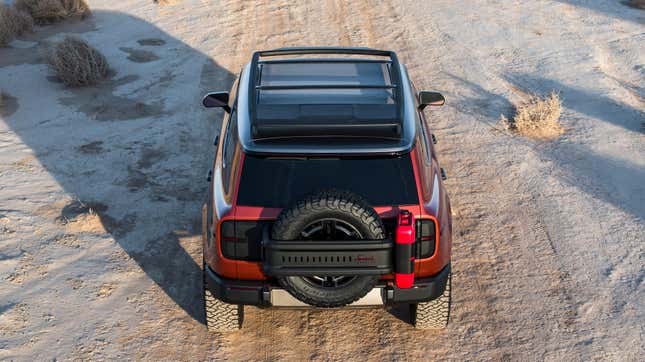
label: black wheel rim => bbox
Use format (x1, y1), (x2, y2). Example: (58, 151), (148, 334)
(300, 218), (361, 289)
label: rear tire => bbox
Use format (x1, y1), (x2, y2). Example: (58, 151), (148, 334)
(411, 273), (451, 330)
(203, 264), (243, 332)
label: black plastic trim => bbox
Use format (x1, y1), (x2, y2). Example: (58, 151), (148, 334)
(204, 265), (268, 306)
(384, 263), (450, 304)
(203, 263), (451, 306)
(266, 240), (394, 251)
(262, 238), (394, 277)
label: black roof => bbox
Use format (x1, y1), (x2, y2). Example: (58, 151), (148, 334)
(237, 47), (418, 156)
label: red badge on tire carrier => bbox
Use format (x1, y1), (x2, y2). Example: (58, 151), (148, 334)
(395, 210), (415, 288)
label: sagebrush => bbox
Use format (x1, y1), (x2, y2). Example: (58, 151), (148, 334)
(48, 36), (109, 87)
(15, 0), (90, 25)
(502, 92), (564, 140)
(0, 4), (34, 46)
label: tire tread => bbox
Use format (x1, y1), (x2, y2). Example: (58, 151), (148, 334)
(413, 273), (451, 330)
(203, 268), (243, 332)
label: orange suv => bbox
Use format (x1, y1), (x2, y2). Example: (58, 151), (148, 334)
(201, 48), (452, 332)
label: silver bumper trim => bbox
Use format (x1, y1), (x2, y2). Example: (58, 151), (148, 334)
(269, 287), (385, 307)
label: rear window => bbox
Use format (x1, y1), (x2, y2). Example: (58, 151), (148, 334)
(237, 154), (418, 208)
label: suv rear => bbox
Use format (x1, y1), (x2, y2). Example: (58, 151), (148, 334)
(201, 48), (452, 332)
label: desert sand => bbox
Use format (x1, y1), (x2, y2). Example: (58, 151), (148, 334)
(1, 0), (643, 360)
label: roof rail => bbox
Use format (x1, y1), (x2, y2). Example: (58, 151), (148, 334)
(255, 84), (397, 91)
(255, 47), (395, 57)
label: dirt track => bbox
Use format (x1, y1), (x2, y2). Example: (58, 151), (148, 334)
(1, 1), (643, 360)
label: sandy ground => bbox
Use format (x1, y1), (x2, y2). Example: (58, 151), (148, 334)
(1, 0), (643, 360)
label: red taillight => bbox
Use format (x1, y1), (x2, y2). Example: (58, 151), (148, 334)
(415, 219), (436, 258)
(220, 220), (266, 261)
(399, 211), (413, 226)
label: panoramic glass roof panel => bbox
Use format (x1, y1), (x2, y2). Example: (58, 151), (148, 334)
(258, 88), (394, 104)
(258, 62), (394, 104)
(260, 62), (391, 86)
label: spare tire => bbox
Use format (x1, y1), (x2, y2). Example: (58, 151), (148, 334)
(271, 190), (386, 307)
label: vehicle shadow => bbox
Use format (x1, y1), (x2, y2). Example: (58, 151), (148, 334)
(386, 304), (413, 325)
(0, 10), (235, 324)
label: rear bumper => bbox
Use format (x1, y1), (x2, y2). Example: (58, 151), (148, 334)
(204, 263), (450, 307)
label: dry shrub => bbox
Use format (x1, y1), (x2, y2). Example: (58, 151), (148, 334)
(60, 0), (91, 16)
(502, 92), (564, 140)
(624, 0), (645, 10)
(0, 4), (34, 46)
(48, 36), (108, 87)
(15, 0), (67, 24)
(15, 0), (90, 25)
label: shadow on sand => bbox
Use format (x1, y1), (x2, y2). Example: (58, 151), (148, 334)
(446, 72), (644, 221)
(501, 73), (644, 134)
(1, 10), (235, 323)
